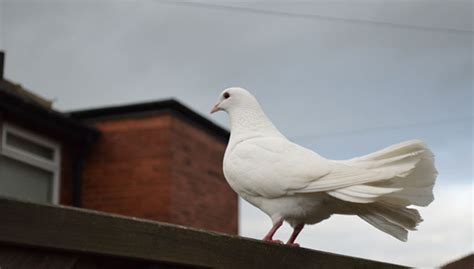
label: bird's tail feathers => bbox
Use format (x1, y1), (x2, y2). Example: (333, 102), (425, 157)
(356, 201), (422, 242)
(330, 140), (437, 206)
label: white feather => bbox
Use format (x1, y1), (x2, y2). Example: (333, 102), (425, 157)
(215, 87), (438, 242)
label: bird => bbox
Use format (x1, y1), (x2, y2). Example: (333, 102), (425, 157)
(210, 87), (437, 246)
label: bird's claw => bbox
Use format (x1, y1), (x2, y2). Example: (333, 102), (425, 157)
(286, 243), (300, 247)
(263, 239), (284, 244)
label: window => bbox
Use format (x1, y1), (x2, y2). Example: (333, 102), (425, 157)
(0, 123), (60, 203)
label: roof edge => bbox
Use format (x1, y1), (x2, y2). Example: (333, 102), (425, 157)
(69, 99), (230, 142)
(0, 81), (100, 144)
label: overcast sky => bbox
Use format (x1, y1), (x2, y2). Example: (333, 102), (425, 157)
(1, 1), (472, 267)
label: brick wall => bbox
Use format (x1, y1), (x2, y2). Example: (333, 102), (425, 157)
(81, 113), (237, 234)
(169, 116), (237, 234)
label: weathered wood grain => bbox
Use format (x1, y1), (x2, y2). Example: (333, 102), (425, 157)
(0, 197), (407, 269)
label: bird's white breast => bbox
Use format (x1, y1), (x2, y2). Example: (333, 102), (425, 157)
(223, 140), (335, 226)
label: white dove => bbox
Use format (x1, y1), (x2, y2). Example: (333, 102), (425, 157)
(210, 87), (437, 246)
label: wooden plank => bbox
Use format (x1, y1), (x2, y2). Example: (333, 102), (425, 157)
(0, 244), (200, 269)
(0, 245), (77, 269)
(0, 197), (407, 269)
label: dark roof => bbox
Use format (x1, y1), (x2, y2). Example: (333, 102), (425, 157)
(69, 99), (230, 142)
(0, 79), (100, 144)
(442, 254), (474, 269)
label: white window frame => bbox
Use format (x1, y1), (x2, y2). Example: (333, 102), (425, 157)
(0, 123), (61, 204)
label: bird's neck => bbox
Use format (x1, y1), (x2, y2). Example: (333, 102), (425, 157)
(227, 103), (283, 143)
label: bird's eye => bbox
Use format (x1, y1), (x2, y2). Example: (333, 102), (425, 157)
(223, 92), (230, 99)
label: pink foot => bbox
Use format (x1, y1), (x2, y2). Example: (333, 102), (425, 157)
(263, 239), (284, 244)
(286, 243), (300, 247)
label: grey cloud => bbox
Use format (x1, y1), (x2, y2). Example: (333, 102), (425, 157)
(1, 2), (472, 267)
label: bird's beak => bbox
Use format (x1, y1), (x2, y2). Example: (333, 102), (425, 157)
(210, 103), (221, 114)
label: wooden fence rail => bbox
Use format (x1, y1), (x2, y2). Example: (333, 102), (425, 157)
(0, 197), (407, 269)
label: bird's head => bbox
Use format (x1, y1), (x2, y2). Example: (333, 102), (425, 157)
(210, 87), (255, 114)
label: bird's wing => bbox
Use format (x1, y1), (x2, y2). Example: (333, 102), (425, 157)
(225, 137), (397, 199)
(225, 137), (329, 198)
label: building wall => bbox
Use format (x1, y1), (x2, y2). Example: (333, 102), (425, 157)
(0, 112), (79, 206)
(81, 113), (237, 234)
(169, 116), (237, 234)
(81, 115), (172, 221)
(57, 144), (76, 205)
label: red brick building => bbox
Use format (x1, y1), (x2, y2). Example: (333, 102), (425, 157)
(70, 101), (236, 234)
(0, 52), (237, 234)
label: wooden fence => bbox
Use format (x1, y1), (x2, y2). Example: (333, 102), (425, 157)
(0, 197), (407, 268)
